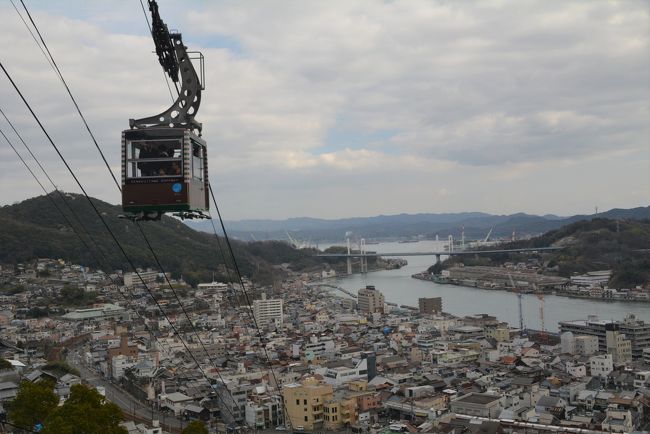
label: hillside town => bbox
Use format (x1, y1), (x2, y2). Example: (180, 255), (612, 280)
(0, 259), (649, 433)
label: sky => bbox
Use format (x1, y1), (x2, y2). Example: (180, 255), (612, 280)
(0, 0), (648, 220)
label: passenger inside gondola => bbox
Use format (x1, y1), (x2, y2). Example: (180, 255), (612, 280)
(128, 140), (182, 178)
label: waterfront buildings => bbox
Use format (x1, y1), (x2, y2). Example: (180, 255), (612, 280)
(253, 293), (283, 328)
(559, 314), (650, 359)
(2, 257), (650, 433)
(418, 297), (442, 314)
(357, 286), (384, 314)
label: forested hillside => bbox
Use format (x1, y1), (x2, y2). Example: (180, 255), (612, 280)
(0, 193), (335, 285)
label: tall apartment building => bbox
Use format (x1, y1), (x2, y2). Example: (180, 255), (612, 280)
(283, 377), (357, 431)
(284, 377), (333, 431)
(357, 286), (384, 314)
(559, 314), (650, 359)
(418, 297), (442, 314)
(253, 293), (283, 328)
(606, 325), (632, 364)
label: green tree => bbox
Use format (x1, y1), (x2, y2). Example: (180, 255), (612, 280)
(0, 358), (12, 370)
(42, 384), (126, 434)
(182, 421), (209, 434)
(8, 380), (58, 430)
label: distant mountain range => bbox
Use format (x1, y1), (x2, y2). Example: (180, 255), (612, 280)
(186, 206), (650, 243)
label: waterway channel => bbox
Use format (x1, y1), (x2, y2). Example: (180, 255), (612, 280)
(323, 240), (650, 332)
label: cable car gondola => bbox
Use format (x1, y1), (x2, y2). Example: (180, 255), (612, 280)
(121, 0), (209, 221)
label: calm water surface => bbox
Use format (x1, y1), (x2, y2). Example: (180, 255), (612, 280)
(324, 240), (650, 332)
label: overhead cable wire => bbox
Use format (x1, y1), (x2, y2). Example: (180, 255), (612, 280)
(9, 0), (56, 72)
(0, 60), (238, 422)
(208, 184), (294, 429)
(15, 0), (238, 404)
(138, 0), (178, 102)
(15, 2), (281, 427)
(18, 0), (121, 192)
(0, 111), (175, 359)
(1, 106), (110, 262)
(133, 0), (290, 421)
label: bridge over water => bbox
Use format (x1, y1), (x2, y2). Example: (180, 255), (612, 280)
(316, 246), (562, 263)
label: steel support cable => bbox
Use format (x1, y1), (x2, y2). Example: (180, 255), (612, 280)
(18, 0), (121, 192)
(0, 61), (238, 423)
(15, 3), (240, 415)
(204, 209), (294, 430)
(138, 0), (178, 102)
(208, 184), (294, 430)
(0, 125), (176, 360)
(0, 107), (108, 259)
(9, 0), (56, 72)
(134, 224), (253, 396)
(17, 3), (276, 427)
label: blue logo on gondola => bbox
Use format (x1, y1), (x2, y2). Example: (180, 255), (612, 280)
(172, 183), (182, 193)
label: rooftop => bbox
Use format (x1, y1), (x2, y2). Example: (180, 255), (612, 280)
(454, 393), (501, 405)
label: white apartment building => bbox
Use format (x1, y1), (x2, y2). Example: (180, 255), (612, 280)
(589, 354), (613, 378)
(123, 270), (160, 287)
(253, 293), (283, 328)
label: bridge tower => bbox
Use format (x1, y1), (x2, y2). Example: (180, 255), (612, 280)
(360, 238), (367, 273)
(345, 231), (353, 275)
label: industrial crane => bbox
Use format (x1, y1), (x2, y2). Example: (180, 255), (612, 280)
(508, 273), (524, 331)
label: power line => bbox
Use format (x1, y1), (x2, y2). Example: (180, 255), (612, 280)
(0, 60), (238, 423)
(14, 2), (286, 428)
(14, 4), (239, 418)
(9, 0), (56, 72)
(18, 0), (122, 192)
(209, 184), (293, 430)
(0, 120), (176, 360)
(138, 0), (178, 102)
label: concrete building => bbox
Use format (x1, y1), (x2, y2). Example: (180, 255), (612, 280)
(589, 354), (613, 379)
(574, 335), (599, 355)
(321, 358), (369, 387)
(560, 332), (575, 354)
(61, 304), (129, 322)
(569, 270), (612, 287)
(357, 286), (384, 314)
(559, 314), (650, 359)
(245, 393), (283, 429)
(450, 393), (502, 418)
(123, 270), (160, 287)
(605, 325), (632, 364)
(217, 380), (252, 424)
(418, 297), (442, 314)
(284, 377), (333, 431)
(253, 293), (283, 328)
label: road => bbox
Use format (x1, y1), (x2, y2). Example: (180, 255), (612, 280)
(67, 349), (186, 433)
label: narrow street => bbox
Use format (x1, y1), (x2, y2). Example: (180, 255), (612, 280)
(67, 349), (187, 433)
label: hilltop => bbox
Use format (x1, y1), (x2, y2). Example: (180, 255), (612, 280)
(443, 219), (650, 288)
(0, 193), (337, 286)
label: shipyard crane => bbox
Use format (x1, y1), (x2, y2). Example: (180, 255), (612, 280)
(534, 284), (548, 344)
(484, 227), (494, 243)
(508, 273), (524, 331)
(121, 0), (209, 221)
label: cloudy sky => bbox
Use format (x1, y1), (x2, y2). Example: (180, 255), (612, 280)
(0, 0), (648, 220)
